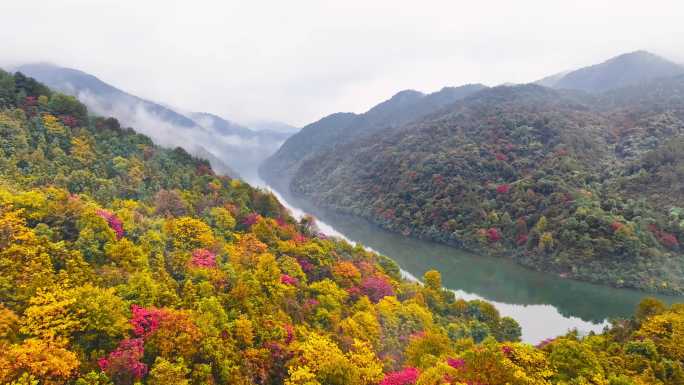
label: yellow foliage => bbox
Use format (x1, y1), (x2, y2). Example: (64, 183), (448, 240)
(638, 310), (684, 360)
(234, 315), (254, 347)
(288, 332), (380, 385)
(0, 338), (79, 385)
(19, 286), (82, 340)
(70, 136), (95, 165)
(347, 339), (384, 384)
(285, 365), (321, 385)
(166, 216), (214, 251)
(42, 114), (65, 135)
(340, 311), (381, 348)
(0, 208), (55, 305)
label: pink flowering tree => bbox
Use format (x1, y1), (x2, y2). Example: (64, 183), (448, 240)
(242, 213), (261, 228)
(97, 209), (124, 239)
(447, 357), (465, 370)
(130, 305), (164, 338)
(189, 248), (217, 268)
(496, 184), (511, 194)
(280, 274), (298, 286)
(98, 338), (147, 385)
(360, 276), (394, 303)
(380, 367), (420, 385)
(486, 228), (502, 242)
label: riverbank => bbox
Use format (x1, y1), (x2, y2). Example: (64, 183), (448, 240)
(249, 176), (684, 343)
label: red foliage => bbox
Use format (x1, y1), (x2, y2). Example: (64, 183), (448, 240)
(648, 224), (680, 249)
(346, 286), (363, 300)
(189, 248), (217, 268)
(293, 233), (308, 245)
(515, 233), (528, 246)
(24, 96), (37, 107)
(98, 338), (147, 383)
(280, 274), (298, 286)
(536, 337), (555, 349)
(486, 228), (502, 242)
(660, 232), (679, 249)
(496, 184), (511, 194)
(130, 305), (164, 338)
(296, 257), (314, 272)
(360, 276), (394, 303)
(556, 148), (569, 157)
(447, 357), (465, 369)
(610, 221), (624, 233)
(380, 367), (420, 385)
(60, 115), (78, 128)
(243, 213), (261, 227)
(96, 209), (124, 239)
(196, 163), (214, 176)
(382, 208), (396, 220)
(284, 324), (294, 344)
(494, 153), (509, 162)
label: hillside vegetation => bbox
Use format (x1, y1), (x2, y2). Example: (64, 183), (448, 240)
(3, 70), (684, 385)
(282, 77), (684, 294)
(260, 84), (486, 189)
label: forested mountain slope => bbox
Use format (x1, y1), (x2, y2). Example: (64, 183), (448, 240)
(15, 63), (294, 181)
(2, 69), (684, 385)
(259, 84), (486, 189)
(290, 80), (684, 294)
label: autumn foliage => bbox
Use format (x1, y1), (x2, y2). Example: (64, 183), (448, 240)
(1, 68), (684, 385)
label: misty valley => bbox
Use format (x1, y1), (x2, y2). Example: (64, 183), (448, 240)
(2, 17), (684, 384)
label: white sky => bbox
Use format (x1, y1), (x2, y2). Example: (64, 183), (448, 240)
(2, 0), (683, 126)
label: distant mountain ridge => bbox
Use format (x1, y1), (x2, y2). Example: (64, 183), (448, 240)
(15, 63), (198, 128)
(259, 50), (684, 294)
(259, 83), (487, 189)
(14, 63), (295, 182)
(548, 51), (684, 92)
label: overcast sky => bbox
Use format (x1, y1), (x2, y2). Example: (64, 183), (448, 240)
(2, 0), (684, 126)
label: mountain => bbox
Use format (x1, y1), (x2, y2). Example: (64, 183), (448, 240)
(286, 77), (684, 294)
(14, 63), (295, 181)
(189, 111), (256, 137)
(534, 70), (571, 88)
(188, 111), (292, 183)
(260, 83), (487, 189)
(2, 68), (683, 385)
(3, 68), (684, 385)
(249, 119), (299, 134)
(551, 50), (684, 92)
(14, 62), (198, 127)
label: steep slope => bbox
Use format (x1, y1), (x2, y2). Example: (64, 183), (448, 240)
(15, 63), (197, 128)
(534, 70), (571, 88)
(259, 84), (486, 189)
(249, 119), (299, 134)
(189, 111), (292, 183)
(15, 63), (294, 180)
(2, 69), (684, 385)
(552, 50), (684, 92)
(290, 81), (684, 294)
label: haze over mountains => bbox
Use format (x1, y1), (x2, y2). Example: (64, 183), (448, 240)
(260, 83), (487, 189)
(264, 50), (684, 188)
(260, 50), (684, 294)
(14, 62), (297, 181)
(539, 50), (684, 91)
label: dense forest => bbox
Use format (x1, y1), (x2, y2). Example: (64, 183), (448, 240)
(259, 84), (487, 191)
(2, 70), (684, 384)
(266, 57), (684, 295)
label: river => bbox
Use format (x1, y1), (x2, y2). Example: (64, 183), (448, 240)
(248, 177), (683, 343)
